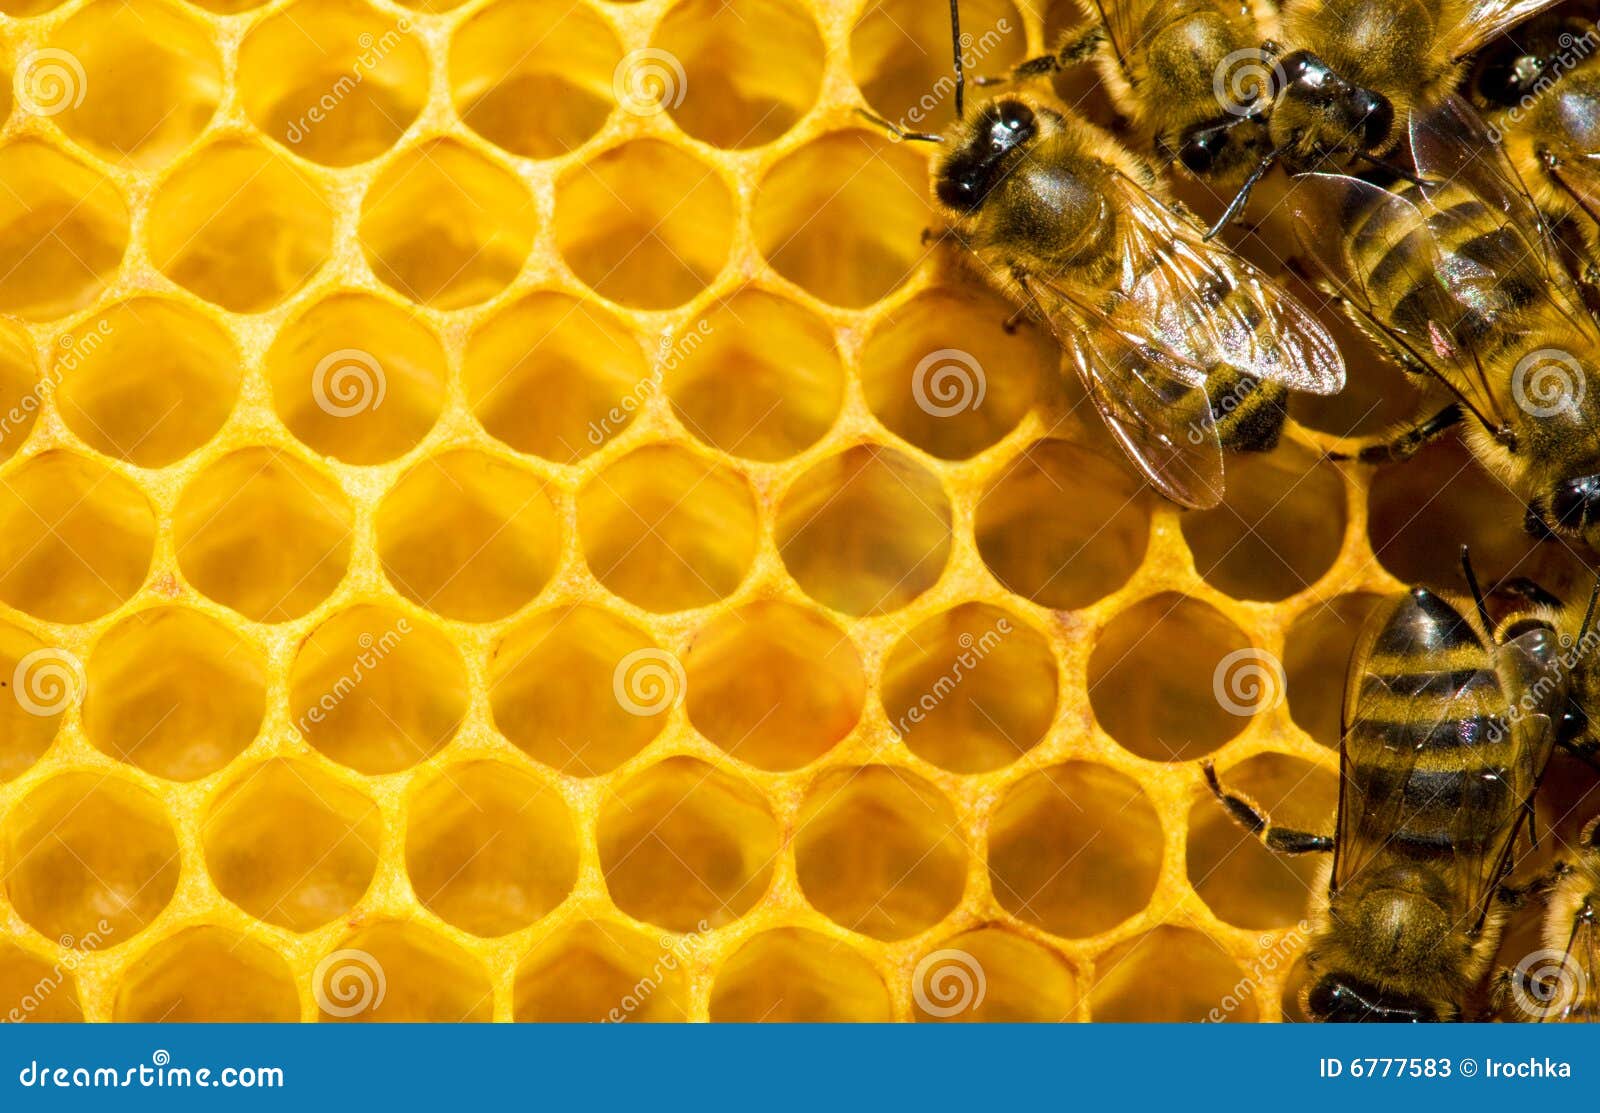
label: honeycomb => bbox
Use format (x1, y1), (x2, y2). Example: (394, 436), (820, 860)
(1, 0), (1596, 1026)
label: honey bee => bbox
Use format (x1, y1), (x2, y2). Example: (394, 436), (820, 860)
(1205, 554), (1576, 1021)
(866, 0), (1345, 507)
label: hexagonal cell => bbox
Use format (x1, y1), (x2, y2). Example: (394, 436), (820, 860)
(1089, 926), (1256, 1021)
(1180, 446), (1346, 602)
(652, 0), (823, 148)
(1284, 593), (1385, 750)
(84, 606), (266, 781)
(794, 766), (966, 940)
(316, 923), (491, 1022)
(1088, 594), (1260, 762)
(266, 293), (448, 466)
(240, 0), (428, 167)
(4, 773), (179, 943)
(113, 926), (299, 1021)
(976, 439), (1151, 610)
(289, 605), (468, 774)
(174, 448), (353, 623)
(777, 445), (951, 616)
(861, 286), (1051, 460)
(0, 140), (128, 321)
(752, 131), (931, 308)
(514, 919), (692, 1022)
(911, 928), (1078, 1022)
(597, 756), (778, 932)
(0, 321), (39, 461)
(0, 621), (70, 781)
(48, 0), (222, 168)
(0, 942), (82, 1021)
(578, 444), (757, 612)
(360, 139), (536, 310)
(554, 140), (734, 310)
(664, 289), (843, 462)
(988, 762), (1162, 938)
(1188, 753), (1336, 930)
(54, 298), (240, 468)
(147, 139), (332, 313)
(0, 451), (154, 623)
(709, 928), (891, 1021)
(376, 450), (561, 623)
(882, 603), (1056, 773)
(464, 292), (650, 464)
(490, 605), (670, 776)
(451, 0), (621, 159)
(851, 0), (1026, 133)
(405, 760), (579, 937)
(203, 758), (380, 932)
(684, 600), (865, 770)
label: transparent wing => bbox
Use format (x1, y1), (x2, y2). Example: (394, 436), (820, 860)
(1446, 0), (1566, 60)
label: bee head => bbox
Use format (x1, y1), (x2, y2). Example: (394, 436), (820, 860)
(1304, 974), (1442, 1022)
(1270, 50), (1395, 157)
(1172, 117), (1269, 181)
(934, 97), (1039, 213)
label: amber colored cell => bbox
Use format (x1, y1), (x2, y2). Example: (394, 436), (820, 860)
(911, 929), (1079, 1022)
(0, 943), (82, 1021)
(0, 321), (38, 461)
(1089, 926), (1258, 1022)
(850, 0), (1026, 132)
(1284, 593), (1386, 749)
(114, 927), (300, 1022)
(988, 763), (1162, 938)
(0, 140), (128, 321)
(709, 929), (891, 1021)
(316, 923), (491, 1022)
(515, 920), (692, 1022)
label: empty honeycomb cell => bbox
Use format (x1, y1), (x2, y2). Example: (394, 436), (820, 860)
(881, 602), (1056, 773)
(54, 298), (240, 468)
(113, 926), (300, 1022)
(793, 766), (966, 940)
(239, 0), (427, 167)
(988, 762), (1162, 938)
(464, 292), (650, 463)
(405, 761), (579, 937)
(1179, 446), (1346, 602)
(911, 928), (1078, 1022)
(597, 756), (778, 932)
(554, 140), (734, 310)
(1089, 926), (1257, 1022)
(0, 451), (154, 623)
(0, 621), (69, 781)
(0, 321), (38, 461)
(514, 919), (691, 1022)
(683, 600), (865, 770)
(317, 922), (491, 1022)
(1088, 593), (1259, 762)
(174, 448), (353, 623)
(861, 287), (1050, 460)
(1187, 753), (1336, 930)
(1284, 593), (1385, 750)
(3, 773), (179, 944)
(147, 140), (332, 313)
(203, 758), (380, 932)
(752, 131), (930, 308)
(0, 140), (128, 321)
(450, 0), (621, 160)
(376, 449), (561, 622)
(776, 444), (951, 616)
(266, 292), (447, 466)
(489, 605), (669, 776)
(578, 443), (758, 612)
(663, 289), (843, 462)
(975, 439), (1150, 610)
(708, 928), (891, 1021)
(83, 606), (266, 781)
(290, 605), (468, 775)
(850, 0), (1025, 133)
(0, 943), (82, 1022)
(652, 0), (824, 148)
(49, 0), (223, 168)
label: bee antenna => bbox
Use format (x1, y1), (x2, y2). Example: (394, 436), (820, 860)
(1579, 573), (1600, 643)
(1460, 544), (1493, 635)
(853, 107), (943, 144)
(949, 0), (965, 121)
(1202, 142), (1288, 241)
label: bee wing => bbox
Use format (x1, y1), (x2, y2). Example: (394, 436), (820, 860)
(1445, 0), (1566, 61)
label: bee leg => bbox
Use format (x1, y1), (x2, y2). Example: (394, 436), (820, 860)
(974, 24), (1103, 86)
(1201, 762), (1335, 855)
(1325, 404), (1462, 464)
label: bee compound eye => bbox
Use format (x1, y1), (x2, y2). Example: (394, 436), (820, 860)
(1178, 128), (1226, 173)
(1357, 91), (1394, 149)
(998, 100), (1035, 132)
(1551, 474), (1600, 529)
